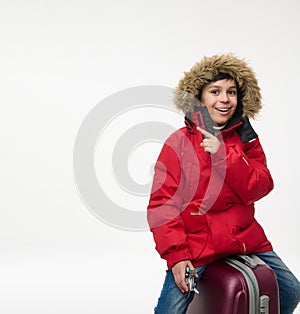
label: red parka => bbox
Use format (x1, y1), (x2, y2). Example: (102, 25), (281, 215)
(147, 54), (274, 269)
(147, 121), (273, 269)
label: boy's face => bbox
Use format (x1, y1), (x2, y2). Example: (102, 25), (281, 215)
(200, 79), (238, 126)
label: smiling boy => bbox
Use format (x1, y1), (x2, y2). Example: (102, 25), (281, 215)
(148, 54), (300, 314)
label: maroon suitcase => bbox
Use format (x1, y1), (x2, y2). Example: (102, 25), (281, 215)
(186, 255), (280, 314)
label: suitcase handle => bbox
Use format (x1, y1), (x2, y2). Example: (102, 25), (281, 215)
(235, 254), (266, 269)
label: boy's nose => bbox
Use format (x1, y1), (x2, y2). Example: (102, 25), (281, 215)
(219, 92), (229, 102)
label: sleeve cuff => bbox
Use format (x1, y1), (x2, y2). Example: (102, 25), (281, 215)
(165, 249), (192, 269)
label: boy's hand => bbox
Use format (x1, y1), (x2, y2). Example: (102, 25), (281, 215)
(172, 260), (198, 293)
(197, 126), (220, 154)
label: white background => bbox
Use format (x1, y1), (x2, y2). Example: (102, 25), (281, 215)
(0, 0), (299, 313)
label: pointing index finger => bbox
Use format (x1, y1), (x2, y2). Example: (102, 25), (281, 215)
(196, 126), (214, 139)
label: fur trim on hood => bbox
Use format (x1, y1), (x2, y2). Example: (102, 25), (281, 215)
(174, 53), (261, 118)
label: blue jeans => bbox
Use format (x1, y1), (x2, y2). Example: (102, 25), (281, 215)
(154, 251), (300, 314)
(256, 251), (300, 314)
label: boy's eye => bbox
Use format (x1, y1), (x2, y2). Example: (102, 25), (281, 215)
(228, 90), (236, 95)
(210, 90), (219, 95)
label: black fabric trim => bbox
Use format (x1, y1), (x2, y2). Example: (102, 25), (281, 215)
(184, 102), (258, 143)
(223, 101), (243, 130)
(185, 106), (216, 136)
(235, 116), (258, 143)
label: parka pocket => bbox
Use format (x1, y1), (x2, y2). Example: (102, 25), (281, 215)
(225, 205), (255, 235)
(235, 221), (268, 253)
(224, 206), (267, 254)
(182, 208), (209, 261)
(181, 208), (208, 233)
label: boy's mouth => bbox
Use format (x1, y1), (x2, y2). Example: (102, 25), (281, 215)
(216, 107), (230, 113)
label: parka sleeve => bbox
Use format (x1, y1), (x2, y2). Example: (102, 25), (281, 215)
(212, 137), (274, 205)
(147, 134), (191, 269)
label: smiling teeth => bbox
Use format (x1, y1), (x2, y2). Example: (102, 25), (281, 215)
(218, 108), (229, 112)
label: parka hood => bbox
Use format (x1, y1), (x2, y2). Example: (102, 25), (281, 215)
(174, 54), (262, 118)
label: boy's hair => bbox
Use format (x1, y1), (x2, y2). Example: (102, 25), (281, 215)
(210, 72), (235, 82)
(196, 72), (242, 103)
